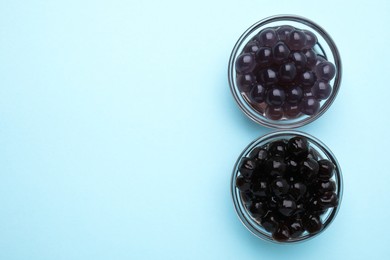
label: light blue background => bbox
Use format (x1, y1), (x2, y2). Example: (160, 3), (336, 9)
(1, 0), (389, 259)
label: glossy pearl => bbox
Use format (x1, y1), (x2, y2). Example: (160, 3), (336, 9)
(273, 42), (290, 64)
(318, 159), (335, 180)
(278, 198), (297, 216)
(249, 147), (268, 162)
(316, 61), (336, 81)
(251, 180), (268, 197)
(249, 83), (267, 103)
(312, 81), (332, 100)
(290, 182), (307, 199)
(271, 178), (289, 197)
(267, 157), (286, 177)
(279, 62), (297, 83)
(272, 224), (290, 242)
(286, 30), (307, 51)
(303, 30), (317, 49)
(259, 68), (278, 85)
(236, 175), (250, 192)
(265, 106), (284, 120)
(236, 73), (256, 92)
(268, 140), (287, 157)
(290, 51), (307, 71)
(256, 47), (273, 67)
(300, 97), (320, 115)
(285, 86), (303, 104)
(238, 157), (257, 178)
(287, 136), (309, 158)
(266, 86), (286, 106)
(235, 53), (256, 73)
(300, 158), (319, 182)
(288, 220), (304, 238)
(276, 25), (294, 41)
(300, 71), (316, 87)
(244, 40), (260, 53)
(257, 28), (278, 47)
(261, 213), (279, 233)
(304, 49), (317, 68)
(283, 103), (301, 118)
(303, 215), (323, 234)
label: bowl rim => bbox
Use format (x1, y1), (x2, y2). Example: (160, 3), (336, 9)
(230, 130), (343, 244)
(228, 14), (342, 129)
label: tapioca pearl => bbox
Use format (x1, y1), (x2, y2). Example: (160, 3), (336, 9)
(316, 61), (336, 81)
(290, 51), (307, 71)
(273, 42), (291, 64)
(286, 30), (307, 51)
(283, 103), (301, 118)
(303, 30), (317, 49)
(279, 62), (297, 83)
(265, 105), (284, 120)
(249, 83), (267, 103)
(276, 25), (295, 41)
(256, 47), (273, 67)
(244, 40), (261, 53)
(304, 49), (317, 68)
(285, 85), (303, 104)
(266, 86), (286, 106)
(235, 53), (256, 73)
(257, 28), (278, 47)
(300, 71), (316, 88)
(300, 97), (320, 115)
(236, 73), (256, 92)
(312, 81), (332, 100)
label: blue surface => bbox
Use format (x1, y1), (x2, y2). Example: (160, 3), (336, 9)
(1, 1), (389, 259)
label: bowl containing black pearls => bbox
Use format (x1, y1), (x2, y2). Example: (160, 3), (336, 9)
(231, 131), (342, 243)
(228, 15), (342, 128)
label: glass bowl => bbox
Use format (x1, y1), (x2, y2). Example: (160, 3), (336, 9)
(228, 15), (342, 128)
(231, 131), (343, 243)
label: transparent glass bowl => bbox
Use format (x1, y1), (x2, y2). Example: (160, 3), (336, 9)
(228, 15), (342, 128)
(231, 131), (343, 243)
